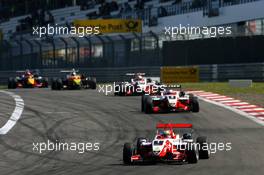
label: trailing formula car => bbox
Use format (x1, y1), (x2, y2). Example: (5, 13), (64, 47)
(123, 123), (209, 165)
(8, 70), (48, 89)
(114, 73), (162, 96)
(51, 69), (96, 90)
(141, 85), (199, 113)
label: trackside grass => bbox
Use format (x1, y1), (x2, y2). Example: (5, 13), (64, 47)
(0, 86), (6, 89)
(181, 82), (264, 107)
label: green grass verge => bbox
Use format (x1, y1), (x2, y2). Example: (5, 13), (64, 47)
(0, 85), (7, 89)
(180, 82), (264, 107)
(181, 82), (264, 95)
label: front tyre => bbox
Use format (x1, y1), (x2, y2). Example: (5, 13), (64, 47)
(43, 78), (49, 88)
(186, 143), (198, 164)
(51, 78), (57, 90)
(196, 136), (210, 159)
(123, 143), (134, 165)
(88, 80), (96, 89)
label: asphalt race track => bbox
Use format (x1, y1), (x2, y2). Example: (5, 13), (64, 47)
(0, 89), (264, 175)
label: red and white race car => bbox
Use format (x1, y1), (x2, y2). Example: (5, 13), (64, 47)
(123, 123), (209, 164)
(141, 86), (199, 113)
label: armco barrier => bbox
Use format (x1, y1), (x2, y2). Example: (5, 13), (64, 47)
(0, 63), (263, 85)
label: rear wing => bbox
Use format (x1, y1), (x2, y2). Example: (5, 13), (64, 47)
(125, 73), (145, 76)
(60, 69), (79, 73)
(156, 123), (193, 129)
(165, 84), (181, 88)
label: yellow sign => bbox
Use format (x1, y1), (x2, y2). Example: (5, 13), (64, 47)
(161, 66), (199, 83)
(73, 19), (142, 34)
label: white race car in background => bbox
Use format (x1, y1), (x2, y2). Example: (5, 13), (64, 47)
(114, 73), (162, 96)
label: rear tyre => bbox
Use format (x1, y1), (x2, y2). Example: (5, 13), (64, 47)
(115, 83), (125, 96)
(186, 143), (198, 164)
(189, 93), (194, 98)
(191, 97), (199, 112)
(196, 136), (210, 159)
(51, 78), (57, 90)
(161, 98), (170, 113)
(145, 96), (153, 114)
(56, 78), (63, 90)
(114, 83), (121, 96)
(8, 78), (17, 89)
(123, 143), (133, 165)
(141, 95), (147, 112)
(87, 80), (96, 89)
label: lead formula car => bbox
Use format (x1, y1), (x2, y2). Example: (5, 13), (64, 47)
(123, 123), (209, 165)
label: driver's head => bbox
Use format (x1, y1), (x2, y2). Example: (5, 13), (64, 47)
(159, 129), (170, 138)
(164, 89), (173, 95)
(164, 129), (170, 135)
(179, 91), (185, 97)
(25, 69), (31, 75)
(136, 75), (143, 80)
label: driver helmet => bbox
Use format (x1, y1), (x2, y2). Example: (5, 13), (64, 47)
(138, 75), (143, 79)
(164, 129), (171, 136)
(159, 129), (171, 138)
(25, 69), (31, 76)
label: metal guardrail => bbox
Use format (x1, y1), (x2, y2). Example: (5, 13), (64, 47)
(0, 63), (263, 85)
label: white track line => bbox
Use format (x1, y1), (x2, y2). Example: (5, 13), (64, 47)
(212, 98), (234, 101)
(199, 94), (220, 97)
(235, 105), (258, 109)
(206, 96), (227, 99)
(220, 100), (241, 103)
(251, 112), (264, 115)
(225, 102), (249, 106)
(0, 91), (24, 135)
(240, 108), (264, 112)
